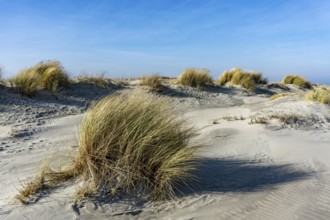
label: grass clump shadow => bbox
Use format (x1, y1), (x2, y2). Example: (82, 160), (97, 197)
(17, 94), (200, 203)
(139, 74), (164, 93)
(306, 89), (330, 104)
(282, 75), (312, 89)
(216, 68), (267, 92)
(177, 68), (213, 88)
(10, 61), (69, 97)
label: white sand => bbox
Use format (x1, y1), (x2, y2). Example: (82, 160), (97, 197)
(1, 83), (330, 219)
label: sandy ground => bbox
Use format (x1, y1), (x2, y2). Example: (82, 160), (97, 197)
(0, 82), (330, 219)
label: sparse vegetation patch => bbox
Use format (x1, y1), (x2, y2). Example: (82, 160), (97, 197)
(269, 93), (295, 101)
(139, 74), (164, 92)
(76, 73), (112, 88)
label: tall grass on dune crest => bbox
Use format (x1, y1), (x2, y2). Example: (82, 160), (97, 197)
(10, 69), (40, 97)
(217, 68), (267, 92)
(306, 89), (330, 104)
(178, 68), (213, 88)
(283, 75), (312, 89)
(139, 74), (164, 92)
(37, 61), (69, 92)
(10, 61), (69, 97)
(17, 94), (199, 203)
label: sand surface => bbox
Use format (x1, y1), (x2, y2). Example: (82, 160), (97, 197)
(1, 82), (330, 219)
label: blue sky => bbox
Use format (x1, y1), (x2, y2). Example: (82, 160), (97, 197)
(0, 0), (329, 84)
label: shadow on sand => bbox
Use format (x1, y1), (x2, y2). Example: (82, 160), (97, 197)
(181, 157), (314, 195)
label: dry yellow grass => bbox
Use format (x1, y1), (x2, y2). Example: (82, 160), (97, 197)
(216, 68), (267, 92)
(10, 61), (69, 97)
(10, 69), (40, 97)
(282, 75), (312, 89)
(139, 75), (163, 92)
(18, 94), (200, 202)
(306, 89), (330, 104)
(178, 68), (213, 88)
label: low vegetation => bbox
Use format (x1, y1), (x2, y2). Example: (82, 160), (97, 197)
(217, 68), (267, 92)
(76, 73), (112, 88)
(10, 61), (69, 97)
(306, 89), (330, 104)
(10, 69), (40, 97)
(282, 75), (312, 89)
(18, 94), (199, 203)
(139, 74), (164, 92)
(269, 92), (295, 101)
(177, 68), (213, 88)
(249, 113), (318, 126)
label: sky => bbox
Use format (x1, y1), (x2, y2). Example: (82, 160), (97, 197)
(0, 0), (329, 84)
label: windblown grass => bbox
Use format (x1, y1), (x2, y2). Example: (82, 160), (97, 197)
(10, 69), (40, 97)
(38, 61), (69, 92)
(177, 68), (213, 88)
(16, 160), (77, 204)
(282, 75), (312, 89)
(139, 75), (164, 92)
(18, 94), (199, 203)
(216, 68), (267, 92)
(10, 61), (69, 97)
(306, 89), (330, 104)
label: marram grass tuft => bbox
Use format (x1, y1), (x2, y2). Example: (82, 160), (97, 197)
(178, 68), (213, 88)
(17, 94), (200, 202)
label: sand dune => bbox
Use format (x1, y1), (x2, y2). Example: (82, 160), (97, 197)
(0, 82), (329, 219)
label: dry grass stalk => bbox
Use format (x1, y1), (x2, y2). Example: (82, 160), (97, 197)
(249, 113), (318, 125)
(177, 68), (213, 88)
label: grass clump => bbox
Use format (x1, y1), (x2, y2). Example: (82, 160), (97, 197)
(217, 68), (267, 92)
(306, 89), (330, 104)
(177, 68), (213, 88)
(282, 75), (312, 89)
(10, 69), (40, 97)
(18, 94), (199, 202)
(10, 61), (69, 97)
(37, 61), (69, 92)
(139, 75), (164, 92)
